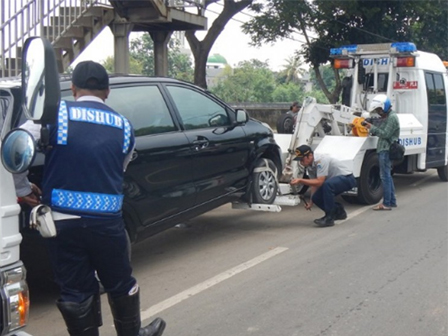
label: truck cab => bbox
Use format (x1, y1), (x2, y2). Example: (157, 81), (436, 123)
(332, 42), (448, 177)
(0, 37), (60, 336)
(273, 42), (448, 207)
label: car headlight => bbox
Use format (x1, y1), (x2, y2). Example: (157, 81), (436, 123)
(1, 264), (30, 333)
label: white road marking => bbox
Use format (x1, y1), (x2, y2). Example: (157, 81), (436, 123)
(141, 246), (289, 321)
(337, 205), (372, 224)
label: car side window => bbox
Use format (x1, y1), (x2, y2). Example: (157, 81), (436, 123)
(62, 85), (176, 136)
(166, 85), (230, 130)
(107, 86), (176, 136)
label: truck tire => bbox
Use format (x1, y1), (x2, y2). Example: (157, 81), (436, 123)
(252, 158), (278, 204)
(276, 114), (294, 134)
(437, 165), (448, 181)
(356, 152), (383, 205)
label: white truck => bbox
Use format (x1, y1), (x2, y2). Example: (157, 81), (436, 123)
(237, 42), (448, 211)
(0, 37), (60, 335)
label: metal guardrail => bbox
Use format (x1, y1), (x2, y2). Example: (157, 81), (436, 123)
(167, 0), (205, 15)
(0, 0), (206, 77)
(0, 0), (110, 77)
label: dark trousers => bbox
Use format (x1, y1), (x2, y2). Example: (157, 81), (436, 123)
(46, 216), (136, 303)
(312, 174), (356, 214)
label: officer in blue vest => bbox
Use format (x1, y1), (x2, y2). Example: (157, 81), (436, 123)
(19, 61), (166, 336)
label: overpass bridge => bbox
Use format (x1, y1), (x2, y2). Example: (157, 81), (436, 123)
(0, 0), (207, 77)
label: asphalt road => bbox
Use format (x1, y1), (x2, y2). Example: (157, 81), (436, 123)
(26, 170), (447, 336)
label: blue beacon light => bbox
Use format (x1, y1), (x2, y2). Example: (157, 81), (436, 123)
(330, 45), (358, 56)
(391, 42), (417, 52)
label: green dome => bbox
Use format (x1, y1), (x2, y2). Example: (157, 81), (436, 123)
(207, 54), (227, 64)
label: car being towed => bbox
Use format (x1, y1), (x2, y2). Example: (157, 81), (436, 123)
(10, 75), (282, 244)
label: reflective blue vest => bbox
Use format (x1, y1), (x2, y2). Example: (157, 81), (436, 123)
(42, 99), (134, 218)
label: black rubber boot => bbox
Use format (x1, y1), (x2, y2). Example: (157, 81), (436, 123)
(334, 202), (347, 220)
(314, 211), (335, 227)
(108, 287), (166, 336)
(139, 318), (166, 336)
(56, 294), (102, 336)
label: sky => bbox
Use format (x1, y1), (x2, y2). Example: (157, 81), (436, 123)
(74, 2), (307, 72)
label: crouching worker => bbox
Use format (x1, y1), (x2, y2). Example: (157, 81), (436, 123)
(15, 61), (165, 336)
(290, 145), (356, 227)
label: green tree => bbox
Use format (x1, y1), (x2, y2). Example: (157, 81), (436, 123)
(308, 65), (336, 92)
(278, 56), (306, 85)
(186, 0), (254, 89)
(243, 0), (448, 103)
(128, 33), (193, 81)
(101, 56), (143, 74)
(271, 83), (304, 103)
(210, 59), (276, 103)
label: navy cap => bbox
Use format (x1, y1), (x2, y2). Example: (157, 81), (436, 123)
(293, 145), (312, 161)
(72, 61), (109, 90)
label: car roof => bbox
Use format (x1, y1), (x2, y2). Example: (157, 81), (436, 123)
(1, 74), (202, 92)
(59, 74), (202, 91)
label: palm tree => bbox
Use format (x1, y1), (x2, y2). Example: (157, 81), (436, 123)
(281, 56), (306, 84)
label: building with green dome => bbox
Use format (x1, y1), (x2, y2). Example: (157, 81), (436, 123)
(207, 54), (228, 65)
(206, 54), (229, 87)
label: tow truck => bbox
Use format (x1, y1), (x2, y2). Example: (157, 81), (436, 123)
(0, 37), (60, 335)
(235, 42), (448, 211)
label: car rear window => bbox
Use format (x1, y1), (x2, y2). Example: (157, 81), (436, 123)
(62, 84), (177, 136)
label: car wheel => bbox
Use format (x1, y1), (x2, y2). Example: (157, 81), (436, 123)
(276, 114), (294, 134)
(437, 165), (448, 181)
(356, 152), (383, 204)
(252, 158), (278, 204)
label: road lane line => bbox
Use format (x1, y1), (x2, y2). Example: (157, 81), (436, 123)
(141, 246), (289, 321)
(337, 205), (372, 224)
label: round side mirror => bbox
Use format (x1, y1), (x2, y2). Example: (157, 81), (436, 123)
(1, 129), (36, 173)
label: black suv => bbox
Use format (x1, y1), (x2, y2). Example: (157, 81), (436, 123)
(1, 76), (282, 244)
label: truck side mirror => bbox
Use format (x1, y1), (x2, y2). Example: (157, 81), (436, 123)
(21, 37), (60, 124)
(357, 64), (366, 85)
(1, 129), (36, 173)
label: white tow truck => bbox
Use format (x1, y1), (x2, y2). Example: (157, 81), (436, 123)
(0, 37), (60, 335)
(236, 42), (448, 211)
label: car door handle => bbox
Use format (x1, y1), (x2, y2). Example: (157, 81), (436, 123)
(192, 139), (209, 151)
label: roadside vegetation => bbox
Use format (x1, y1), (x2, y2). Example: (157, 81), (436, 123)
(100, 0), (447, 104)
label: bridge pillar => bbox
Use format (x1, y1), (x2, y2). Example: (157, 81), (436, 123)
(110, 19), (134, 74)
(150, 30), (173, 77)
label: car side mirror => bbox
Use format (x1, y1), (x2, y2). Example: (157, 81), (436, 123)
(1, 129), (36, 173)
(235, 109), (249, 124)
(21, 37), (60, 124)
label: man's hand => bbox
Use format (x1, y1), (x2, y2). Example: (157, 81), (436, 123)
(18, 183), (42, 207)
(304, 199), (313, 210)
(290, 178), (302, 186)
(299, 195), (313, 211)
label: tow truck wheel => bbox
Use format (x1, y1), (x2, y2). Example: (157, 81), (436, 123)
(276, 113), (294, 134)
(356, 152), (383, 204)
(437, 165), (448, 181)
(252, 158), (278, 204)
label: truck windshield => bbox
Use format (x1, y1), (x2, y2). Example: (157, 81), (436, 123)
(364, 73), (388, 92)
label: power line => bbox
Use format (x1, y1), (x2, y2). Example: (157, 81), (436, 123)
(204, 2), (310, 45)
(206, 0), (399, 47)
